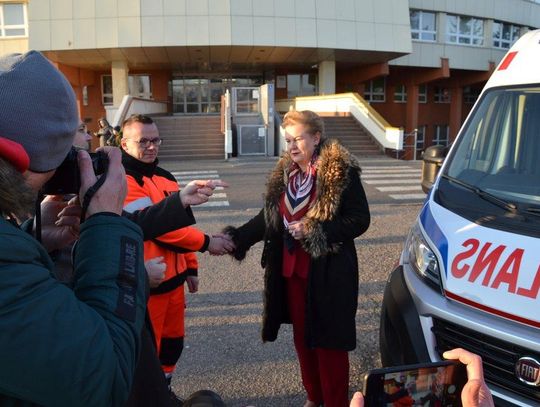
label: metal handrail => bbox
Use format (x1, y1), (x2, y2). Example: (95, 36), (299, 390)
(396, 129), (419, 160)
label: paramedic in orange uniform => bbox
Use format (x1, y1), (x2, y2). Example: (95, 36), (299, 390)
(120, 114), (233, 392)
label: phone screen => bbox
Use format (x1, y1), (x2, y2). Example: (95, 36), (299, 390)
(363, 361), (467, 407)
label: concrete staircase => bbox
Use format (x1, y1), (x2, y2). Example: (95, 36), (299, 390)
(321, 115), (382, 157)
(152, 115), (224, 161)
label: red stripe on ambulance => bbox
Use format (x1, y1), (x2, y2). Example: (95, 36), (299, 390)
(498, 51), (518, 70)
(445, 290), (540, 329)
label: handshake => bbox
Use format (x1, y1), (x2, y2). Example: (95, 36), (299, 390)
(207, 233), (236, 256)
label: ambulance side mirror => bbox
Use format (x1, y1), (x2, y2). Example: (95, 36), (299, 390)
(421, 145), (448, 193)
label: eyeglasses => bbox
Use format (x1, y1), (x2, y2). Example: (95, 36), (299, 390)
(126, 137), (163, 148)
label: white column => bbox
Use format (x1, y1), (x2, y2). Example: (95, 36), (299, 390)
(111, 60), (129, 107)
(318, 60), (336, 95)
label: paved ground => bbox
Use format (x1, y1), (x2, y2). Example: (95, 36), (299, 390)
(158, 156), (424, 406)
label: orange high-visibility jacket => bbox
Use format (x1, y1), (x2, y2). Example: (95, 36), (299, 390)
(122, 156), (209, 294)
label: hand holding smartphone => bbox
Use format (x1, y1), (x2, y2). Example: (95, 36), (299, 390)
(363, 360), (467, 406)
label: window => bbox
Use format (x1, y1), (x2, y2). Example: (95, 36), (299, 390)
(434, 86), (451, 103)
(128, 75), (152, 99)
(433, 125), (449, 146)
(410, 10), (436, 41)
(101, 75), (113, 105)
(394, 85), (407, 103)
(447, 14), (484, 46)
(416, 126), (426, 151)
(0, 3), (27, 37)
(464, 86), (481, 104)
(418, 84), (427, 103)
(364, 78), (386, 102)
(287, 74), (317, 98)
(101, 74), (153, 105)
(493, 21), (521, 49)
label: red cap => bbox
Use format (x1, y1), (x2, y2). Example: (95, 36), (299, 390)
(0, 136), (30, 173)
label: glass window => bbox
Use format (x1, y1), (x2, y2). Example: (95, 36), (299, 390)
(416, 125), (426, 151)
(445, 86), (540, 212)
(493, 21), (521, 49)
(364, 78), (386, 103)
(434, 86), (451, 103)
(101, 75), (113, 105)
(433, 125), (449, 146)
(102, 74), (153, 105)
(394, 85), (407, 103)
(447, 14), (484, 46)
(418, 84), (427, 103)
(287, 74), (317, 98)
(410, 10), (436, 41)
(128, 75), (152, 99)
(0, 3), (27, 37)
(464, 86), (481, 104)
(235, 87), (259, 114)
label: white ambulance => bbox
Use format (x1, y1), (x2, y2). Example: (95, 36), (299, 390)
(379, 29), (540, 406)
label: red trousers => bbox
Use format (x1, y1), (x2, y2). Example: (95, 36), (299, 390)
(286, 273), (349, 407)
(147, 285), (185, 374)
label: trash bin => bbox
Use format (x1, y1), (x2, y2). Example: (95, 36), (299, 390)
(421, 145), (446, 193)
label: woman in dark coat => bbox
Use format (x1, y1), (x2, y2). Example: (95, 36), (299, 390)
(224, 110), (370, 407)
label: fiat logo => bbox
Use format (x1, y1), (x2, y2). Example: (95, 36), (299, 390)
(515, 357), (540, 386)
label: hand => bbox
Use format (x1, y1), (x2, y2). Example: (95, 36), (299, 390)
(443, 348), (494, 407)
(179, 179), (229, 207)
(288, 220), (306, 240)
(186, 276), (199, 293)
(207, 235), (235, 255)
(78, 147), (127, 217)
(349, 392), (364, 407)
(38, 195), (81, 252)
(145, 256), (166, 288)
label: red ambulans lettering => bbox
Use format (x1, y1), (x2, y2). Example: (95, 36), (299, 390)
(451, 238), (540, 299)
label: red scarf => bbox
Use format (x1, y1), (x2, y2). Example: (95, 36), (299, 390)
(280, 156), (317, 278)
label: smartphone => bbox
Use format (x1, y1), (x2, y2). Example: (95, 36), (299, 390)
(363, 360), (467, 407)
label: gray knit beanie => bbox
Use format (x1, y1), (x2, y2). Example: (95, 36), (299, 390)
(0, 51), (78, 172)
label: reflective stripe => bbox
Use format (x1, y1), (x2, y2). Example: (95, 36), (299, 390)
(123, 197), (153, 213)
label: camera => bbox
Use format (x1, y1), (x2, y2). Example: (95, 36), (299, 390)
(41, 147), (108, 195)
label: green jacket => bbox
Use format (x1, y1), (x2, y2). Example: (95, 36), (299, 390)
(0, 214), (146, 406)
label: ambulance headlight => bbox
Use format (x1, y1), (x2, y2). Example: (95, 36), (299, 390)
(405, 222), (441, 289)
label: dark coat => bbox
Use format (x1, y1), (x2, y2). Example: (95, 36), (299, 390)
(225, 139), (370, 351)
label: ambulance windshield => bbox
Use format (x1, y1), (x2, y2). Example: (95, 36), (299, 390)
(445, 86), (540, 209)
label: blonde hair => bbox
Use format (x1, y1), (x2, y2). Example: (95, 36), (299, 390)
(282, 110), (325, 139)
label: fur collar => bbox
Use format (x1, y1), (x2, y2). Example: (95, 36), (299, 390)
(264, 138), (361, 257)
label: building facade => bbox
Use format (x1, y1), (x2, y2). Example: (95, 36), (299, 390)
(2, 0), (539, 154)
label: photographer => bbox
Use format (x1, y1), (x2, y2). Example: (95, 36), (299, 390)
(0, 51), (146, 406)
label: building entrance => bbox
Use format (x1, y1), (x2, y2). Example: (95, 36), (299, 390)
(171, 76), (262, 114)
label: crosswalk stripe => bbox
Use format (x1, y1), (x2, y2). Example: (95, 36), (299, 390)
(176, 174), (220, 180)
(362, 166), (412, 170)
(196, 201), (230, 208)
(389, 193), (426, 200)
(172, 169), (231, 207)
(362, 174), (420, 179)
(363, 169), (421, 174)
(171, 170), (218, 175)
(175, 181), (225, 191)
(377, 186), (423, 192)
(364, 179), (419, 185)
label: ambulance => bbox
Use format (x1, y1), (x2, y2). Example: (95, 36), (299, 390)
(379, 29), (540, 405)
